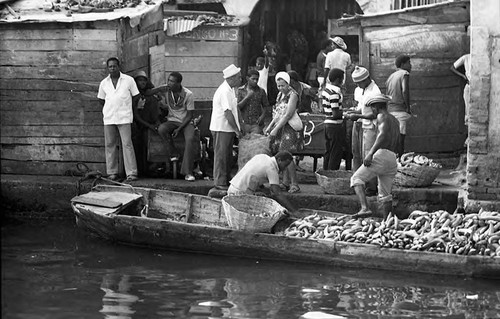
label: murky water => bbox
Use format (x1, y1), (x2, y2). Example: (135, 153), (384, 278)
(2, 219), (499, 319)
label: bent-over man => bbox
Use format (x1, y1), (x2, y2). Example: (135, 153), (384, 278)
(350, 94), (400, 219)
(228, 151), (297, 213)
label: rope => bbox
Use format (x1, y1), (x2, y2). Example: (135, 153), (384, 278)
(74, 162), (138, 195)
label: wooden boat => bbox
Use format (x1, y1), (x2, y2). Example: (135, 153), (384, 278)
(71, 185), (500, 279)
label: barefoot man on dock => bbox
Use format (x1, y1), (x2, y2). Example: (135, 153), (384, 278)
(350, 94), (400, 219)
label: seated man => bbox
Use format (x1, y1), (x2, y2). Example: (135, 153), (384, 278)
(350, 94), (400, 219)
(228, 151), (297, 213)
(146, 72), (197, 181)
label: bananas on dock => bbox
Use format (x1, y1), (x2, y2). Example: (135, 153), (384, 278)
(284, 209), (500, 257)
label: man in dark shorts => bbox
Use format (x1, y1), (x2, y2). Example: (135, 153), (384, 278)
(350, 94), (400, 218)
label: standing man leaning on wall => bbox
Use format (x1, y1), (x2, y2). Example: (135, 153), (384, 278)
(97, 57), (140, 182)
(385, 55), (412, 157)
(210, 64), (243, 190)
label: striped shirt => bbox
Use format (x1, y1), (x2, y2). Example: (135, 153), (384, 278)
(321, 83), (343, 124)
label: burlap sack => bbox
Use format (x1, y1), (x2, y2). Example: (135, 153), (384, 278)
(237, 133), (271, 170)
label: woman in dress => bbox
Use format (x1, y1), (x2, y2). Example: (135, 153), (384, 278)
(264, 72), (303, 193)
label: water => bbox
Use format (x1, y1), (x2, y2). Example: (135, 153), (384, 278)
(2, 219), (500, 319)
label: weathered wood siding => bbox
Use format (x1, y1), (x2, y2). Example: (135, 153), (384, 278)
(331, 1), (470, 153)
(0, 22), (119, 176)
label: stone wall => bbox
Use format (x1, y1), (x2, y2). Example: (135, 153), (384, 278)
(467, 0), (500, 211)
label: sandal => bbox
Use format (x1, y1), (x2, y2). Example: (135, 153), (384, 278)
(279, 183), (290, 191)
(288, 184), (301, 193)
(353, 208), (373, 219)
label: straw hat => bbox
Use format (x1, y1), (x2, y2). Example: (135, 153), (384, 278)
(365, 94), (392, 106)
(351, 66), (369, 82)
(223, 64), (241, 79)
(332, 36), (347, 50)
(134, 70), (148, 80)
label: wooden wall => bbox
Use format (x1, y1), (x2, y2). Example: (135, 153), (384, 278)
(0, 21), (119, 176)
(332, 1), (470, 153)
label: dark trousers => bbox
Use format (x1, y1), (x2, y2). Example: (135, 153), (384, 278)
(352, 122), (363, 171)
(158, 121), (196, 176)
(324, 123), (346, 170)
(211, 131), (235, 188)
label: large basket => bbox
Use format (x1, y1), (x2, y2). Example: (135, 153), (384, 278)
(315, 169), (355, 195)
(394, 163), (440, 187)
(221, 195), (286, 233)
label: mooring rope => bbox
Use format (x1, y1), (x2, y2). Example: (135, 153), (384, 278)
(74, 162), (137, 195)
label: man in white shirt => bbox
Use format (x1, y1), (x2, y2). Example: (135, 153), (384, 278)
(321, 36), (351, 90)
(450, 53), (471, 125)
(97, 57), (140, 182)
(210, 64), (243, 190)
(228, 151), (297, 213)
(345, 66), (381, 196)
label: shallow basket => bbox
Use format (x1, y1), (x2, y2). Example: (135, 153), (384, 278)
(221, 195), (286, 233)
(394, 163), (440, 187)
(315, 169), (355, 195)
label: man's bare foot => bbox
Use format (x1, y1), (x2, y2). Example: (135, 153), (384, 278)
(353, 208), (373, 219)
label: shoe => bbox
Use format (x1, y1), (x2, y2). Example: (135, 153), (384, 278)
(108, 174), (119, 181)
(279, 183), (290, 191)
(184, 174), (195, 181)
(126, 175), (138, 181)
(170, 156), (179, 162)
(353, 208), (373, 219)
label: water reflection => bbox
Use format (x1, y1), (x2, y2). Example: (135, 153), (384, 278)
(2, 220), (500, 319)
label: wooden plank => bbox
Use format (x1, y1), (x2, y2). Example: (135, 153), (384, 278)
(121, 54), (149, 74)
(158, 71), (223, 88)
(0, 66), (107, 81)
(364, 23), (465, 41)
(1, 125), (104, 137)
(1, 111), (103, 125)
(0, 136), (104, 145)
(0, 38), (117, 51)
(164, 41), (238, 57)
(73, 29), (117, 41)
(0, 100), (102, 112)
(168, 26), (240, 42)
(0, 50), (113, 67)
(73, 40), (118, 51)
(123, 34), (150, 60)
(0, 90), (99, 101)
(0, 79), (99, 92)
(149, 44), (165, 87)
(0, 159), (106, 176)
(164, 56), (238, 72)
(0, 28), (73, 40)
(1, 144), (105, 162)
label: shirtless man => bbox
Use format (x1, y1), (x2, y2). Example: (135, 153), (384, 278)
(350, 94), (400, 218)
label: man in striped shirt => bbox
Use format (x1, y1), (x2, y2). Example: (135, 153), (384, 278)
(321, 68), (346, 170)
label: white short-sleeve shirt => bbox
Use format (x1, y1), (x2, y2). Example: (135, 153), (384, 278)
(354, 80), (381, 129)
(209, 80), (241, 132)
(230, 154), (280, 192)
(97, 73), (139, 125)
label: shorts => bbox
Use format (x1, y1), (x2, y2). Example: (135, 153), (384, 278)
(390, 111), (412, 135)
(351, 148), (397, 198)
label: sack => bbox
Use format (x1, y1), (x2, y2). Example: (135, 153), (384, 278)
(288, 111), (303, 131)
(237, 133), (271, 170)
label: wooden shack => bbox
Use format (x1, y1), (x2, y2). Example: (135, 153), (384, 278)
(329, 0), (470, 153)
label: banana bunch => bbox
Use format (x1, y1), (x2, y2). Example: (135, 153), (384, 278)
(284, 209), (500, 257)
(398, 152), (442, 169)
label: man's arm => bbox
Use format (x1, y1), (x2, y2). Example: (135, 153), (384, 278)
(401, 74), (410, 113)
(364, 114), (389, 166)
(224, 109), (242, 138)
(172, 92), (195, 137)
(269, 184), (297, 213)
(98, 98), (105, 107)
(132, 97), (158, 131)
(450, 64), (468, 83)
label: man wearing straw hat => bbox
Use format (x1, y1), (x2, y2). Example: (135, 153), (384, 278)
(321, 36), (351, 91)
(350, 94), (400, 219)
(228, 151), (297, 213)
(210, 64), (244, 190)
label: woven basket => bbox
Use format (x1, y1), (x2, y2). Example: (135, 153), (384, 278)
(394, 163), (440, 187)
(315, 169), (355, 195)
(221, 195), (286, 233)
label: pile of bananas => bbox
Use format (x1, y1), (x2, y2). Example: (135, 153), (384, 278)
(284, 209), (500, 257)
(398, 152), (442, 169)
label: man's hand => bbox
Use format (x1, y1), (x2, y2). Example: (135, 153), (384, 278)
(363, 153), (373, 167)
(137, 97), (146, 109)
(172, 128), (181, 138)
(236, 129), (243, 139)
